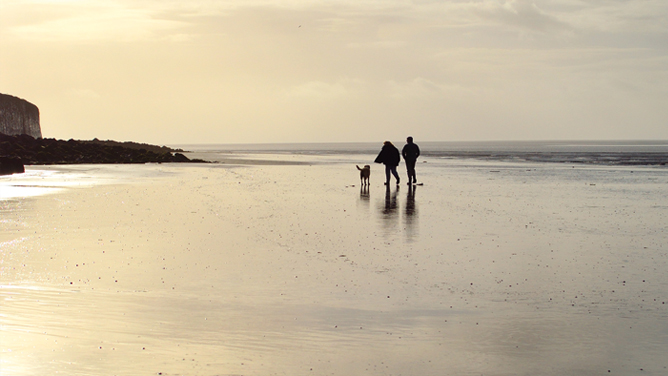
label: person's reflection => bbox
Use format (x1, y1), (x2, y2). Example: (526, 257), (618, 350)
(378, 185), (400, 234)
(382, 185), (399, 217)
(404, 184), (418, 241)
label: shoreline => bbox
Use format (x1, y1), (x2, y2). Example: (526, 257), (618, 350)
(421, 150), (668, 166)
(180, 140), (668, 167)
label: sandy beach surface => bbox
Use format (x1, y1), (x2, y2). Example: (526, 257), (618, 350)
(2, 153), (667, 375)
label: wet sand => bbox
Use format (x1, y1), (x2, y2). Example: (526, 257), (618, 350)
(2, 156), (668, 375)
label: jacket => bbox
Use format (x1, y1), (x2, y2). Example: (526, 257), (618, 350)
(402, 143), (420, 161)
(374, 144), (401, 167)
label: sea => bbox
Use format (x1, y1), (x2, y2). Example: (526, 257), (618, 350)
(179, 140), (668, 166)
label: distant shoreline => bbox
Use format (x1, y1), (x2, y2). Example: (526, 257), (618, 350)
(181, 141), (668, 167)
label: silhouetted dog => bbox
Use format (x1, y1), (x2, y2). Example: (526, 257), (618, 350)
(356, 165), (370, 185)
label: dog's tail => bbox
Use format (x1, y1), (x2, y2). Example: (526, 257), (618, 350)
(356, 165), (362, 170)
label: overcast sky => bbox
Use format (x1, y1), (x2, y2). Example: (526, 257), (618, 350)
(1, 0), (667, 144)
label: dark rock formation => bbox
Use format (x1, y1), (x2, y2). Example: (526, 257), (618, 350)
(0, 133), (205, 174)
(0, 156), (25, 175)
(86, 138), (185, 154)
(0, 94), (42, 138)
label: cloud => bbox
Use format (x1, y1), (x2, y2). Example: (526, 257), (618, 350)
(472, 0), (571, 34)
(5, 1), (188, 43)
(284, 79), (362, 100)
(556, 0), (668, 33)
(347, 40), (407, 49)
(2, 0), (667, 143)
(387, 77), (467, 99)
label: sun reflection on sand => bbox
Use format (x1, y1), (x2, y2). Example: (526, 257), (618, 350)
(0, 170), (66, 200)
(0, 165), (180, 201)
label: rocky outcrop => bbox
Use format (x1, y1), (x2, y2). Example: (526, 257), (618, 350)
(0, 133), (205, 171)
(0, 157), (25, 175)
(0, 94), (41, 138)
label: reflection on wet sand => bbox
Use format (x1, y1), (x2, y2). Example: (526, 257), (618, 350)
(375, 185), (401, 237)
(375, 185), (419, 241)
(359, 184), (369, 201)
(4, 160), (668, 376)
(404, 184), (418, 241)
(382, 185), (398, 217)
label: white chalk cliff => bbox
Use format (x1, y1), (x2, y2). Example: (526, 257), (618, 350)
(0, 93), (42, 138)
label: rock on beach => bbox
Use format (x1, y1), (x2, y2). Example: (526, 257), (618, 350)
(0, 133), (204, 175)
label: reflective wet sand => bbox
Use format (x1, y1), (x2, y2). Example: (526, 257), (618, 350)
(2, 158), (667, 375)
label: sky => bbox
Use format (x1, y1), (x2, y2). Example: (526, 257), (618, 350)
(1, 0), (667, 145)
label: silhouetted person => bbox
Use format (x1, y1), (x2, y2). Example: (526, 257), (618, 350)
(402, 136), (420, 185)
(374, 141), (401, 185)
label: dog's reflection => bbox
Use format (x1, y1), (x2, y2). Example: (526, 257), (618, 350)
(360, 184), (370, 201)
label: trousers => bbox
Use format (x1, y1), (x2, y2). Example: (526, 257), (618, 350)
(385, 165), (400, 183)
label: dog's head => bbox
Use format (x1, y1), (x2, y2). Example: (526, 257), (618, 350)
(363, 165), (370, 169)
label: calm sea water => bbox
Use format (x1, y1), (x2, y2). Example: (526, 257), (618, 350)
(178, 140), (668, 166)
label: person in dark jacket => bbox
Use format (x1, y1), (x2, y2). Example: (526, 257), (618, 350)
(401, 136), (420, 184)
(374, 141), (401, 185)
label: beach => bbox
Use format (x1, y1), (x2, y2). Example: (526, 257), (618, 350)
(1, 149), (668, 375)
